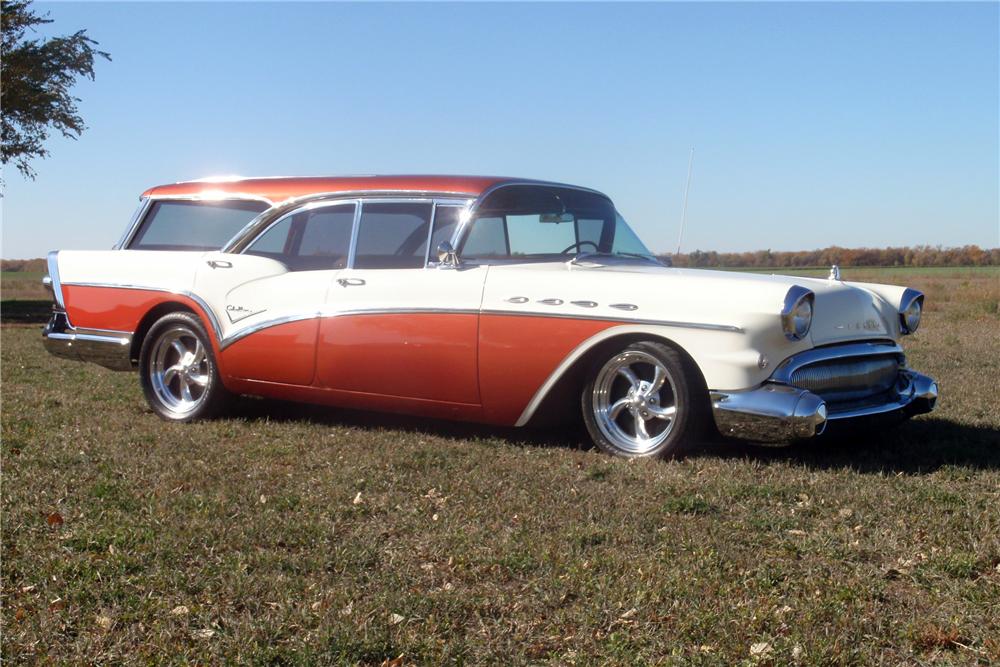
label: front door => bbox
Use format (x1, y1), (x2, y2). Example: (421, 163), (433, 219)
(315, 201), (486, 405)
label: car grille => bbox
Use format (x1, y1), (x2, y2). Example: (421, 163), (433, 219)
(790, 355), (901, 404)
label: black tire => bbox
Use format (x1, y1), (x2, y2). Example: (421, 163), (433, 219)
(138, 312), (230, 421)
(581, 340), (708, 458)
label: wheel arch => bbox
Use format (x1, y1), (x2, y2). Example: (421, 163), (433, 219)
(517, 330), (709, 429)
(129, 302), (199, 364)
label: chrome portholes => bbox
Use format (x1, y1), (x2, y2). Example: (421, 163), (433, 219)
(148, 325), (211, 416)
(592, 350), (679, 454)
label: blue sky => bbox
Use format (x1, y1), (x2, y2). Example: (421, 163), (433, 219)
(2, 1), (997, 259)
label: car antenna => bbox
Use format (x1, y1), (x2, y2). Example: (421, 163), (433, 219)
(675, 147), (695, 256)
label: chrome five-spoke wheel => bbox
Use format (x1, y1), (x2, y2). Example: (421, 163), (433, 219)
(139, 312), (228, 421)
(150, 327), (210, 415)
(582, 341), (706, 458)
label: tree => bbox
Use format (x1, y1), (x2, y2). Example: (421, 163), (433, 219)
(1, 0), (110, 178)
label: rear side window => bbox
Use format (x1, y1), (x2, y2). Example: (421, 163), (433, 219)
(353, 202), (433, 269)
(129, 200), (269, 251)
(245, 203), (356, 271)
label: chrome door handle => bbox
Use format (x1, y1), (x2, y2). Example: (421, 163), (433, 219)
(337, 278), (366, 287)
(207, 260), (233, 269)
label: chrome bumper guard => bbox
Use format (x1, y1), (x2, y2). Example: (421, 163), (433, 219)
(711, 343), (938, 444)
(42, 310), (134, 372)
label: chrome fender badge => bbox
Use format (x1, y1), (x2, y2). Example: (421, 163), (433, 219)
(226, 304), (266, 323)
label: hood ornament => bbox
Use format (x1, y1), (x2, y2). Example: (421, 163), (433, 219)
(828, 264), (841, 281)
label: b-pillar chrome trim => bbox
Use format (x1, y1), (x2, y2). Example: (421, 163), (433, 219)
(42, 311), (134, 371)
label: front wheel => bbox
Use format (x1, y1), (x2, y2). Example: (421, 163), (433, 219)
(139, 312), (229, 421)
(581, 341), (707, 458)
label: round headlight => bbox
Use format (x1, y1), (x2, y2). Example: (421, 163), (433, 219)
(781, 286), (814, 341)
(899, 289), (923, 334)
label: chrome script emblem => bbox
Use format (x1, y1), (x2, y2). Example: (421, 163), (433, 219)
(835, 318), (881, 331)
(226, 304), (266, 323)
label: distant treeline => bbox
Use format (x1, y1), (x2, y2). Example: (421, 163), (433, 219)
(662, 245), (999, 268)
(3, 246), (998, 273)
(2, 258), (47, 273)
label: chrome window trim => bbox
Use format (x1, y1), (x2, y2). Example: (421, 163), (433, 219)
(224, 192), (475, 253)
(242, 199), (361, 267)
(769, 341), (903, 385)
(346, 197), (467, 270)
(114, 197), (153, 250)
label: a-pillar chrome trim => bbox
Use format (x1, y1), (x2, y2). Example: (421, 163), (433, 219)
(42, 311), (134, 371)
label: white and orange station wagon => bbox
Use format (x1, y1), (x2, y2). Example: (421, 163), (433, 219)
(42, 175), (938, 457)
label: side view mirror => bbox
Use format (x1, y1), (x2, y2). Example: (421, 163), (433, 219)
(437, 241), (461, 268)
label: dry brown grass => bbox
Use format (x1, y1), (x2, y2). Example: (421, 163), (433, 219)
(2, 268), (998, 665)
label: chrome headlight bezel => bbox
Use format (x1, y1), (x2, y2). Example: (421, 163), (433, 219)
(781, 286), (815, 341)
(899, 288), (924, 335)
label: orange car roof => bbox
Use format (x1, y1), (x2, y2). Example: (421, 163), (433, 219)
(141, 175), (520, 203)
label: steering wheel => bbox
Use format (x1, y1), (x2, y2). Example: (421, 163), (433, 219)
(561, 240), (600, 255)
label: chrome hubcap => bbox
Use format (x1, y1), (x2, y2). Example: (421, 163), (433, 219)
(149, 326), (209, 415)
(593, 350), (679, 454)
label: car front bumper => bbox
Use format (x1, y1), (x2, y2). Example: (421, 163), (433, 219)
(710, 342), (938, 444)
(42, 310), (134, 372)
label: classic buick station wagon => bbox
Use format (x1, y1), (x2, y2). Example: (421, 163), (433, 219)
(42, 175), (938, 457)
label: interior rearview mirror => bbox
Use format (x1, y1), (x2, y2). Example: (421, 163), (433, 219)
(539, 213), (575, 224)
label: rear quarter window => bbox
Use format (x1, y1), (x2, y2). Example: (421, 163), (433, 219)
(128, 200), (269, 251)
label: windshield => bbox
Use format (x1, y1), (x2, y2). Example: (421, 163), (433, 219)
(458, 185), (656, 261)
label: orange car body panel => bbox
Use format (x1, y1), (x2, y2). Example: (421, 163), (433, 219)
(221, 319), (319, 386)
(478, 314), (619, 424)
(316, 313), (480, 404)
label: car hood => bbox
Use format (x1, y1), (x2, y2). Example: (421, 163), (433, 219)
(482, 261), (902, 346)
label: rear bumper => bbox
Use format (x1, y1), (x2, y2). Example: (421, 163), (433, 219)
(711, 368), (938, 445)
(42, 310), (134, 372)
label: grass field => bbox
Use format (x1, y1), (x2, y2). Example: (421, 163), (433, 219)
(2, 268), (998, 665)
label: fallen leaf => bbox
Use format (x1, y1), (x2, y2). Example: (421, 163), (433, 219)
(750, 641), (772, 657)
(340, 602), (353, 617)
(20, 585), (35, 593)
(259, 495), (267, 504)
(171, 605), (189, 616)
(193, 628), (215, 639)
(14, 608), (26, 622)
(432, 513), (439, 521)
(96, 615), (112, 629)
(389, 613), (405, 625)
(786, 529), (807, 536)
(48, 598), (65, 612)
(381, 655), (405, 667)
(619, 607), (637, 619)
(46, 512), (63, 527)
(353, 492), (363, 505)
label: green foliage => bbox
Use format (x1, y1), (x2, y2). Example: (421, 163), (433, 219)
(1, 0), (110, 178)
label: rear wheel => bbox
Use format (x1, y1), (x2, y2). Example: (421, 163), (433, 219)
(581, 341), (706, 458)
(139, 312), (229, 421)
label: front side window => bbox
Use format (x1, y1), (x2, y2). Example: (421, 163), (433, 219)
(353, 202), (433, 269)
(245, 203), (355, 271)
(457, 185), (655, 262)
(129, 199), (269, 251)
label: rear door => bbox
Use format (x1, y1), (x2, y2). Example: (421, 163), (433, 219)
(195, 201), (357, 385)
